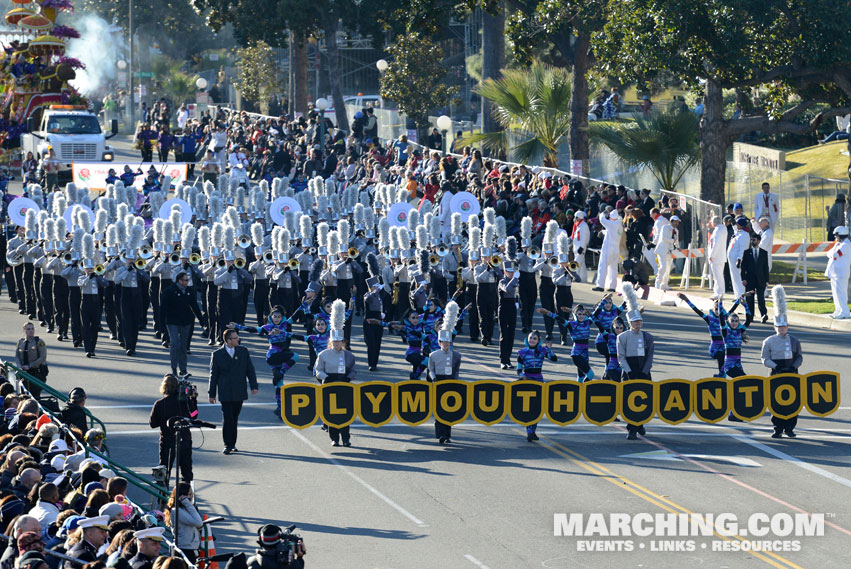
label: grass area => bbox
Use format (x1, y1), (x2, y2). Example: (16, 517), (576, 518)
(676, 260), (826, 287)
(766, 298), (848, 315)
(785, 140), (849, 180)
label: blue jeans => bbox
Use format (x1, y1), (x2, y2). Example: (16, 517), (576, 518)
(167, 324), (192, 374)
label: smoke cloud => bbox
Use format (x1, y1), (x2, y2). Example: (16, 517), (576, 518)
(65, 14), (123, 95)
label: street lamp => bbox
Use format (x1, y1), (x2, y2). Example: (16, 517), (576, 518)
(117, 60), (127, 70)
(375, 59), (388, 73)
(196, 77), (208, 90)
(315, 97), (329, 158)
(437, 114), (452, 157)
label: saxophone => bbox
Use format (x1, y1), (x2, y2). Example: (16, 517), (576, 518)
(392, 274), (400, 304)
(455, 250), (463, 286)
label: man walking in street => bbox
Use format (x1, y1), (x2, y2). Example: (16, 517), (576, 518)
(209, 329), (258, 454)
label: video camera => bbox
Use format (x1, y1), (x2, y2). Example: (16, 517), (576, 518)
(260, 524), (303, 566)
(178, 379), (199, 417)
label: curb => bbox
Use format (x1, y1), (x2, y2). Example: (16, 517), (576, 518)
(613, 279), (851, 332)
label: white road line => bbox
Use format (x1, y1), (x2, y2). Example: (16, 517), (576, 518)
(288, 428), (428, 528)
(730, 434), (851, 489)
(464, 554), (492, 569)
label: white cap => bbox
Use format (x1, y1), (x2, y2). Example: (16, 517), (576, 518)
(670, 215), (680, 222)
(134, 527), (165, 541)
(98, 468), (116, 480)
(79, 515), (110, 530)
(49, 439), (69, 453)
(835, 226), (849, 236)
(50, 455), (66, 471)
(575, 211), (586, 219)
(609, 211), (619, 220)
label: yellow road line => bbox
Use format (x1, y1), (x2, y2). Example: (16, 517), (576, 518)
(538, 434), (807, 569)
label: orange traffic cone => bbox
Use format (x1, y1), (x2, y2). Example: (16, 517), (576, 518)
(204, 515), (219, 569)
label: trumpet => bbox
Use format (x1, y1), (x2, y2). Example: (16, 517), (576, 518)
(288, 258), (300, 269)
(489, 254), (503, 267)
(93, 264), (106, 276)
(308, 246), (317, 255)
(436, 244), (450, 257)
(234, 257), (246, 269)
(567, 261), (579, 271)
(429, 254), (440, 267)
(262, 251), (275, 263)
(189, 253), (201, 265)
(347, 246), (359, 259)
(61, 252), (73, 265)
(547, 256), (559, 268)
(6, 253), (23, 267)
(237, 234), (252, 248)
(407, 257), (417, 267)
(139, 245), (153, 260)
(134, 258), (148, 270)
(169, 253), (181, 266)
(216, 258), (227, 268)
(527, 246), (541, 260)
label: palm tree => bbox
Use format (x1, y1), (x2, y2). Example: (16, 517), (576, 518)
(161, 70), (196, 107)
(589, 109), (700, 192)
(464, 62), (572, 167)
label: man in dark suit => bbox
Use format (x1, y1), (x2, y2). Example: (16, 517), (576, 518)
(740, 233), (770, 325)
(208, 329), (258, 454)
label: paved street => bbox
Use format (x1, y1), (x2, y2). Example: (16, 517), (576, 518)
(1, 278), (848, 569)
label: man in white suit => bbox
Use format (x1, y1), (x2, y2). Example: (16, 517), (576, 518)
(825, 226), (851, 319)
(727, 217), (751, 298)
(707, 215), (727, 299)
(654, 214), (678, 291)
(753, 182), (780, 229)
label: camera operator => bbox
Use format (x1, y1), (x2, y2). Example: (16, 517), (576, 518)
(149, 374), (197, 482)
(246, 525), (306, 569)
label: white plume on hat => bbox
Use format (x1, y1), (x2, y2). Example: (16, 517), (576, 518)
(317, 222), (329, 248)
(338, 219), (350, 246)
(440, 300), (459, 342)
(521, 216), (532, 242)
(544, 220), (558, 244)
(557, 232), (570, 257)
(416, 225), (428, 250)
(467, 214), (479, 235)
(330, 298), (346, 341)
(771, 285), (788, 326)
(251, 222), (265, 248)
(407, 209), (419, 233)
(622, 281), (642, 322)
(181, 224), (196, 252)
(198, 226), (211, 253)
(451, 212), (462, 239)
(299, 215), (312, 244)
(328, 230), (340, 257)
(379, 218), (391, 250)
(469, 226), (481, 251)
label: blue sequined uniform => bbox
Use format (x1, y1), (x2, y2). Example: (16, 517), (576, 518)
(516, 342), (557, 435)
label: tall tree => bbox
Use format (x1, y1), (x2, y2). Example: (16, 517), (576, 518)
(507, 0), (606, 176)
(596, 0), (851, 205)
(379, 33), (457, 142)
(480, 2), (505, 139)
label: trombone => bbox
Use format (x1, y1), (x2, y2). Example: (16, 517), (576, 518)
(93, 264), (106, 276)
(567, 261), (579, 271)
(134, 258), (148, 270)
(234, 257), (246, 269)
(347, 246), (359, 259)
(168, 253), (181, 266)
(189, 253), (201, 265)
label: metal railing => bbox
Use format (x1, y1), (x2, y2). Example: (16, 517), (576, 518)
(1, 360), (170, 505)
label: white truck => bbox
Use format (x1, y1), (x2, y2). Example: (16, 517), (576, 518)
(22, 105), (117, 183)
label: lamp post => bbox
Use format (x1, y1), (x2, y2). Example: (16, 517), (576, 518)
(437, 114), (452, 157)
(196, 77), (208, 91)
(315, 97), (329, 158)
(376, 59), (388, 73)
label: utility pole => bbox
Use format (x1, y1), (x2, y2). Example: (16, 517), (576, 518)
(128, 0), (135, 127)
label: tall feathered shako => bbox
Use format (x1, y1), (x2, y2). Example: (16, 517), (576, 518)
(771, 285), (788, 327)
(438, 301), (459, 342)
(330, 299), (346, 341)
(622, 281), (642, 322)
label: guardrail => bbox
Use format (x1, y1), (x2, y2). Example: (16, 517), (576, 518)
(1, 360), (170, 505)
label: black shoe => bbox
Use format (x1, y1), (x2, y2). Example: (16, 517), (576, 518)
(591, 287), (604, 292)
(231, 447), (238, 453)
(444, 438), (451, 444)
(208, 339), (216, 346)
(482, 339), (489, 346)
(545, 335), (553, 341)
(500, 363), (510, 370)
(522, 327), (530, 334)
(73, 341), (82, 348)
(771, 429), (783, 439)
(761, 314), (769, 324)
(343, 441), (352, 447)
(47, 327), (54, 333)
(368, 366), (377, 371)
(155, 331), (162, 339)
(605, 289), (616, 292)
(185, 349), (191, 355)
(56, 334), (63, 341)
(119, 342), (126, 348)
(222, 447), (233, 455)
(109, 334), (117, 340)
(438, 436), (446, 445)
(86, 352), (95, 358)
(560, 339), (568, 346)
(637, 425), (646, 436)
(784, 429), (796, 438)
(272, 408), (281, 417)
(18, 309), (25, 314)
(321, 424), (328, 431)
(528, 432), (539, 441)
(728, 413), (744, 422)
(162, 342), (170, 348)
(126, 350), (136, 356)
(627, 431), (638, 440)
(330, 440), (340, 447)
(470, 337), (479, 343)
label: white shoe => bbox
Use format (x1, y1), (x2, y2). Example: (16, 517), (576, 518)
(832, 314), (851, 320)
